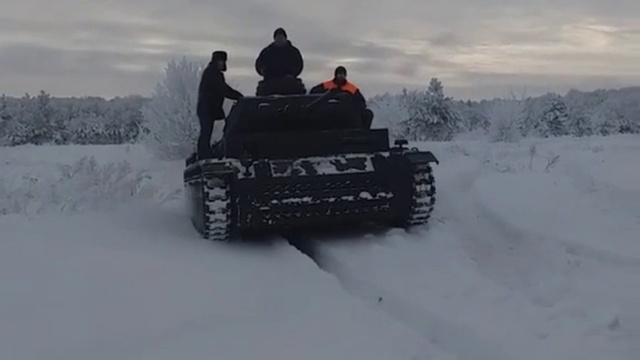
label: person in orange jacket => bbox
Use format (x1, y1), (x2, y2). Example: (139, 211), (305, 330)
(309, 66), (373, 128)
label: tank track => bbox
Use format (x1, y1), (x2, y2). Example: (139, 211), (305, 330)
(405, 162), (436, 226)
(199, 177), (231, 241)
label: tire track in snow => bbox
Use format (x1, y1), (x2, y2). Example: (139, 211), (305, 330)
(282, 163), (513, 360)
(559, 161), (640, 262)
(441, 177), (579, 301)
(437, 162), (639, 303)
(427, 165), (552, 295)
(280, 153), (637, 360)
(286, 234), (513, 360)
(433, 162), (640, 357)
(473, 197), (640, 270)
(467, 160), (640, 271)
(285, 166), (635, 360)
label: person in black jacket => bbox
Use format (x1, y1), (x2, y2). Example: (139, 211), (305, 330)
(254, 28), (305, 95)
(196, 50), (243, 158)
(255, 28), (303, 79)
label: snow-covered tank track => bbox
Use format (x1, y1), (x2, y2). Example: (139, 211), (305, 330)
(188, 176), (231, 242)
(404, 162), (436, 226)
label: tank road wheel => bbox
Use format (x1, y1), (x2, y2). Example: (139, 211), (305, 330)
(397, 163), (436, 228)
(200, 177), (231, 241)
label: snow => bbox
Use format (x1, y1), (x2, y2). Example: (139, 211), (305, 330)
(1, 134), (639, 359)
(0, 144), (437, 360)
(0, 212), (437, 360)
(315, 134), (640, 360)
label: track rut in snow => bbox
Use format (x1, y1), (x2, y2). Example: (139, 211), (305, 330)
(282, 157), (640, 360)
(285, 231), (513, 360)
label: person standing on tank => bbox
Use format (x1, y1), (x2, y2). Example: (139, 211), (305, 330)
(254, 27), (304, 82)
(196, 50), (243, 158)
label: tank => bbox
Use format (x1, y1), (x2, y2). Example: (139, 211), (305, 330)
(183, 90), (439, 241)
(255, 76), (306, 96)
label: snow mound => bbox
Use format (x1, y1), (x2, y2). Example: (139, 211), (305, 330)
(0, 156), (160, 216)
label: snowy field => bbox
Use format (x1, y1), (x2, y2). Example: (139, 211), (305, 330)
(1, 134), (639, 359)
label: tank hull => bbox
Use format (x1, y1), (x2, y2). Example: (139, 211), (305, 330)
(183, 149), (437, 241)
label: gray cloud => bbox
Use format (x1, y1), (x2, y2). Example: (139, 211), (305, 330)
(0, 43), (168, 96)
(0, 0), (638, 100)
(446, 71), (640, 100)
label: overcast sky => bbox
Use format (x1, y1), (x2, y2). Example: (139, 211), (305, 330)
(1, 0), (639, 100)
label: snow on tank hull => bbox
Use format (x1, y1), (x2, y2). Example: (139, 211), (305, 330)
(183, 147), (438, 242)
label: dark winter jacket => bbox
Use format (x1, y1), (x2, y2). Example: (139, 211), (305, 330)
(254, 41), (304, 79)
(310, 79), (367, 109)
(196, 63), (243, 120)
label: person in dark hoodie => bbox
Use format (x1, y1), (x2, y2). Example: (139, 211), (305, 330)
(309, 66), (374, 128)
(255, 28), (303, 79)
(196, 50), (243, 158)
(254, 28), (305, 95)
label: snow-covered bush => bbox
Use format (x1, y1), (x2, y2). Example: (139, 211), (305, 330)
(368, 92), (409, 140)
(0, 156), (157, 216)
(140, 57), (205, 160)
(486, 98), (526, 142)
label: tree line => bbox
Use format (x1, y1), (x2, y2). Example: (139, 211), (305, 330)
(0, 91), (148, 146)
(1, 58), (638, 154)
(369, 79), (640, 142)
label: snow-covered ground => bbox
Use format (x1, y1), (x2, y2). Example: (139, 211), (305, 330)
(1, 135), (639, 359)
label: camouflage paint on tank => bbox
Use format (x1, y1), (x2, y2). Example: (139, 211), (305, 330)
(269, 154), (375, 177)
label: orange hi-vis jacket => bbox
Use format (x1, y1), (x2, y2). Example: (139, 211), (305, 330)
(321, 80), (359, 94)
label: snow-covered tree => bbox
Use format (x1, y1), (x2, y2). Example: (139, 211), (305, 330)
(105, 95), (147, 143)
(368, 92), (410, 140)
(0, 94), (11, 145)
(535, 94), (569, 137)
(451, 99), (490, 134)
(601, 88), (640, 134)
(590, 102), (620, 136)
(67, 114), (107, 144)
(568, 110), (592, 137)
(140, 57), (205, 160)
(399, 78), (463, 141)
(564, 90), (594, 137)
